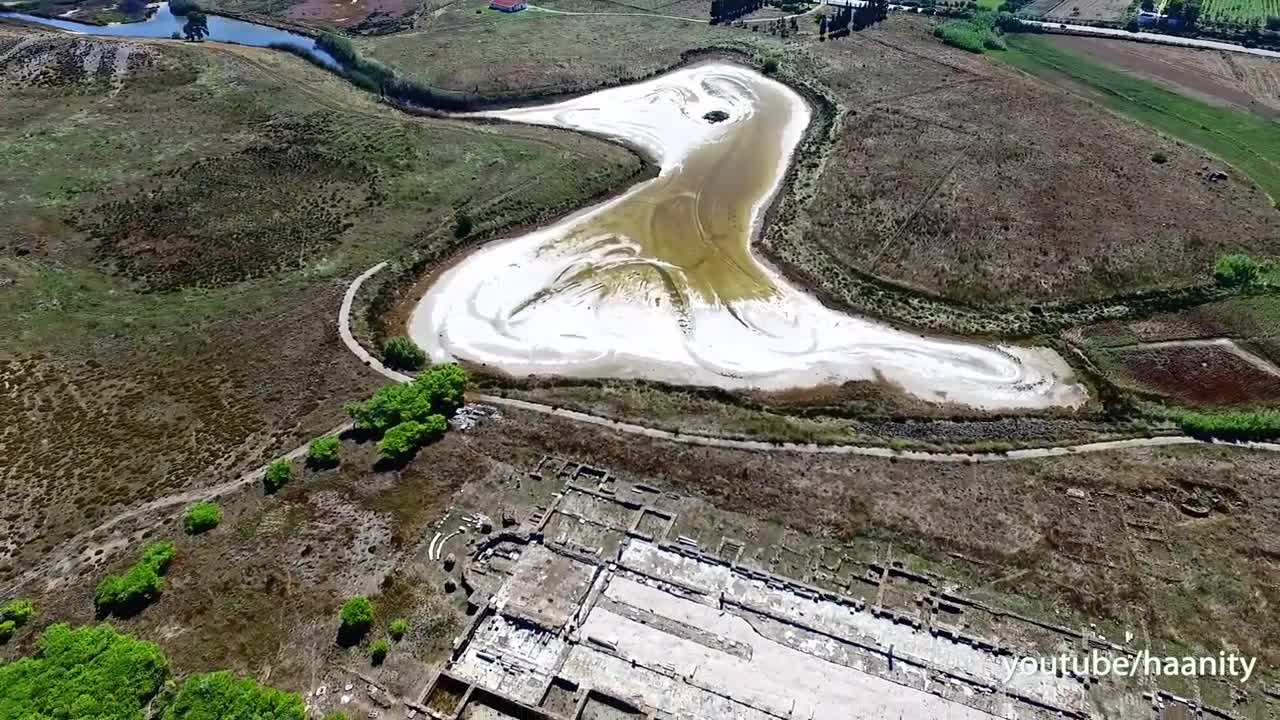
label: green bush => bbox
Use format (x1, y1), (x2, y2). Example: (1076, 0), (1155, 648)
(1171, 407), (1280, 441)
(1151, 151), (1169, 164)
(1213, 253), (1262, 286)
(345, 364), (468, 435)
(762, 56), (780, 74)
(307, 436), (341, 468)
(369, 638), (389, 665)
(382, 336), (426, 370)
(95, 542), (176, 616)
(168, 0), (202, 14)
(453, 211), (473, 239)
(0, 624), (169, 719)
(378, 416), (447, 461)
(388, 618), (409, 641)
(162, 671), (305, 720)
(0, 620), (14, 644)
(339, 596), (373, 638)
(1, 598), (34, 627)
(933, 11), (1008, 53)
(263, 457), (292, 494)
(182, 502), (221, 535)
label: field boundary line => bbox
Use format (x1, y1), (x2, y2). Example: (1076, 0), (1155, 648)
(340, 263), (1280, 463)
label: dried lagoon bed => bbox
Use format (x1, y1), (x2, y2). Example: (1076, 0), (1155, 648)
(409, 62), (1088, 411)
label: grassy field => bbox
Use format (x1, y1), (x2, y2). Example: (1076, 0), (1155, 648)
(999, 34), (1280, 202)
(0, 24), (641, 576)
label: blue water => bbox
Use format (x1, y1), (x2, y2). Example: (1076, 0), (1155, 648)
(0, 2), (340, 67)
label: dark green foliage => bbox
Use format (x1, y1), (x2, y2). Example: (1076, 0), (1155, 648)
(182, 11), (209, 41)
(263, 457), (292, 494)
(369, 638), (389, 665)
(934, 13), (1008, 53)
(453, 210), (473, 239)
(0, 624), (169, 720)
(94, 542), (176, 616)
(762, 57), (780, 74)
(307, 436), (341, 469)
(383, 336), (426, 371)
(1214, 253), (1262, 286)
(168, 0), (203, 15)
(1, 598), (34, 627)
(345, 364), (468, 434)
(377, 416), (446, 460)
(182, 502), (221, 535)
(388, 618), (409, 641)
(0, 621), (14, 644)
(1151, 152), (1168, 164)
(162, 671), (305, 720)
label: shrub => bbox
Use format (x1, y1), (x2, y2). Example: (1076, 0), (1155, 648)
(378, 416), (447, 460)
(162, 671), (305, 720)
(382, 336), (426, 371)
(307, 436), (341, 469)
(0, 620), (14, 643)
(762, 56), (780, 74)
(1, 598), (34, 627)
(454, 211), (473, 239)
(339, 596), (374, 637)
(369, 638), (389, 665)
(388, 618), (409, 641)
(1213, 253), (1261, 286)
(263, 457), (292, 494)
(0, 624), (169, 719)
(346, 364), (469, 435)
(182, 502), (221, 535)
(95, 542), (176, 616)
(168, 0), (202, 14)
(1151, 151), (1168, 163)
(1171, 407), (1280, 441)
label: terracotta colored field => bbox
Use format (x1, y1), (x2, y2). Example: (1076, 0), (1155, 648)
(1103, 344), (1280, 406)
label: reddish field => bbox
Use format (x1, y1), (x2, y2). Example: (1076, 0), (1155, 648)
(1100, 343), (1280, 406)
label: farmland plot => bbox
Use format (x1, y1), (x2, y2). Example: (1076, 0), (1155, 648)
(1199, 0), (1280, 25)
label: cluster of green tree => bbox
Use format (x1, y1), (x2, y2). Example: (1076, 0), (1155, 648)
(0, 624), (306, 720)
(94, 542), (176, 617)
(1170, 407), (1280, 441)
(1213, 253), (1278, 287)
(344, 364), (467, 461)
(263, 457), (293, 494)
(382, 336), (426, 371)
(181, 11), (209, 41)
(309, 34), (483, 111)
(820, 0), (888, 38)
(0, 598), (34, 643)
(168, 0), (203, 14)
(933, 11), (1020, 52)
(308, 435), (341, 469)
(710, 0), (764, 24)
(182, 501), (221, 535)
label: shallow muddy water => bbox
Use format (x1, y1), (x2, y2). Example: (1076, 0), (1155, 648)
(0, 2), (339, 66)
(409, 63), (1087, 410)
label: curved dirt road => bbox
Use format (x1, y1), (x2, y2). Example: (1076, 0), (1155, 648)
(343, 262), (1280, 462)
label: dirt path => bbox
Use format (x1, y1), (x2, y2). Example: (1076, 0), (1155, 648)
(341, 262), (1280, 462)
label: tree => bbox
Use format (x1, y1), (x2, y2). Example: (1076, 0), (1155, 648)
(1, 598), (34, 627)
(162, 671), (305, 720)
(388, 618), (409, 641)
(1139, 0), (1153, 9)
(307, 436), (341, 469)
(182, 502), (221, 535)
(382, 336), (426, 371)
(263, 457), (292, 494)
(369, 638), (389, 665)
(95, 542), (176, 616)
(182, 11), (209, 41)
(453, 210), (473, 239)
(1214, 254), (1261, 286)
(338, 596), (374, 644)
(345, 364), (469, 435)
(0, 624), (169, 719)
(377, 416), (446, 461)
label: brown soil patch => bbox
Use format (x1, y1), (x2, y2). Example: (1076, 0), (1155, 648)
(1043, 34), (1280, 117)
(284, 0), (419, 29)
(1102, 343), (1280, 406)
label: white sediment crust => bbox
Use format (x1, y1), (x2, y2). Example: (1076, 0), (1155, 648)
(409, 63), (1087, 410)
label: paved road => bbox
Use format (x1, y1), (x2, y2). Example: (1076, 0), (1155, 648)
(340, 262), (1280, 462)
